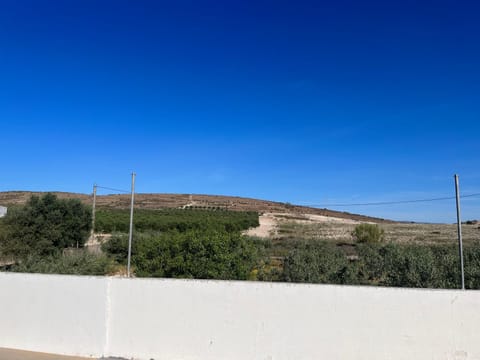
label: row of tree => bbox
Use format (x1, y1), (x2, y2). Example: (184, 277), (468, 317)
(95, 208), (259, 233)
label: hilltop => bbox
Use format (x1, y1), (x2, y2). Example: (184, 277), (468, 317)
(0, 191), (392, 223)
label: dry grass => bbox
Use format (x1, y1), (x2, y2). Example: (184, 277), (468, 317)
(277, 220), (480, 245)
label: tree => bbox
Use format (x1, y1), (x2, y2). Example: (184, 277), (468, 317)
(1, 193), (92, 257)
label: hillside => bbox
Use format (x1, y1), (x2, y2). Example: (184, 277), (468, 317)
(0, 191), (393, 223)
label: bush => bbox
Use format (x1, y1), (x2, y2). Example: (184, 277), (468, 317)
(282, 241), (356, 284)
(8, 252), (115, 276)
(381, 244), (438, 288)
(1, 193), (92, 257)
(352, 223), (385, 244)
(103, 230), (268, 280)
(462, 244), (480, 289)
(281, 241), (480, 289)
(356, 243), (388, 285)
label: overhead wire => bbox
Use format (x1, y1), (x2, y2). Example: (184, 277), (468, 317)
(92, 184), (480, 207)
(302, 192), (480, 207)
(96, 185), (130, 194)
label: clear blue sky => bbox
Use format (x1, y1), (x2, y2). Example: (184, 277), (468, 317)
(1, 0), (479, 222)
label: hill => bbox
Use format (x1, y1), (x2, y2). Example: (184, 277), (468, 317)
(0, 191), (393, 223)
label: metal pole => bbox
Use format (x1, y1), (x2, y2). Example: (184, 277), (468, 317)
(91, 184), (97, 239)
(127, 173), (136, 277)
(454, 174), (465, 290)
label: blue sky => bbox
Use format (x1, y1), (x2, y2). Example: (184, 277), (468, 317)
(1, 0), (479, 222)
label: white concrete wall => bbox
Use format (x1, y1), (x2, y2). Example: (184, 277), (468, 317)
(1, 272), (480, 360)
(0, 206), (7, 218)
(107, 278), (480, 360)
(0, 273), (107, 358)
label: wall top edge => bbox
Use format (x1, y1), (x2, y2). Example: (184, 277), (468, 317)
(1, 271), (478, 294)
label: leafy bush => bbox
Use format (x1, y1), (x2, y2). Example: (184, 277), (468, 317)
(8, 252), (115, 275)
(356, 243), (388, 285)
(1, 194), (92, 257)
(352, 223), (385, 244)
(381, 244), (438, 288)
(282, 241), (356, 284)
(356, 243), (458, 288)
(281, 241), (480, 289)
(103, 230), (267, 280)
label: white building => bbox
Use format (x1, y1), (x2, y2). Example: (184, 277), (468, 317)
(0, 206), (7, 218)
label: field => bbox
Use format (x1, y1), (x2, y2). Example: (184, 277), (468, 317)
(0, 191), (391, 223)
(2, 191), (477, 246)
(1, 191), (479, 288)
(243, 212), (479, 246)
(272, 214), (480, 244)
(246, 214), (480, 289)
(95, 208), (259, 233)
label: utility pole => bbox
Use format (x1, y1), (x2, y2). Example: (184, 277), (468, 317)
(91, 184), (97, 240)
(127, 173), (136, 277)
(454, 174), (465, 290)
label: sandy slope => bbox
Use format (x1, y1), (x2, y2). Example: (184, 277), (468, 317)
(244, 212), (373, 238)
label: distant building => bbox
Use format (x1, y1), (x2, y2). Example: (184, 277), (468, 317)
(0, 206), (7, 218)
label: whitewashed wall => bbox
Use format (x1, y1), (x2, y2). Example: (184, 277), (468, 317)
(0, 273), (479, 360)
(0, 273), (107, 357)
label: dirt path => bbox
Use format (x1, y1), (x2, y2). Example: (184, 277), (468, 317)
(0, 348), (92, 360)
(244, 213), (279, 237)
(244, 212), (371, 238)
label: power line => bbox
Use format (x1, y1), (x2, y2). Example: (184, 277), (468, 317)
(303, 192), (480, 207)
(96, 185), (130, 194)
(461, 192), (480, 199)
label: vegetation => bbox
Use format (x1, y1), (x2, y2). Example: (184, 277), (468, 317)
(95, 208), (259, 233)
(352, 223), (385, 244)
(102, 229), (267, 280)
(276, 218), (480, 245)
(282, 241), (355, 284)
(1, 194), (479, 290)
(9, 252), (116, 276)
(0, 193), (91, 257)
(0, 199), (264, 280)
(279, 240), (480, 289)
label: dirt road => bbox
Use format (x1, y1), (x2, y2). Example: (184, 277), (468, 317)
(0, 348), (93, 360)
(243, 211), (369, 238)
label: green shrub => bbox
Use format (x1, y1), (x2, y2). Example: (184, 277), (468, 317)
(103, 229), (268, 280)
(1, 194), (92, 257)
(381, 244), (438, 288)
(356, 243), (388, 285)
(282, 241), (355, 284)
(463, 244), (480, 289)
(8, 252), (115, 276)
(352, 223), (385, 244)
(281, 241), (480, 289)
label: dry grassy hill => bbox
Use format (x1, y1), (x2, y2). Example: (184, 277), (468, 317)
(0, 191), (393, 223)
(2, 191), (478, 244)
